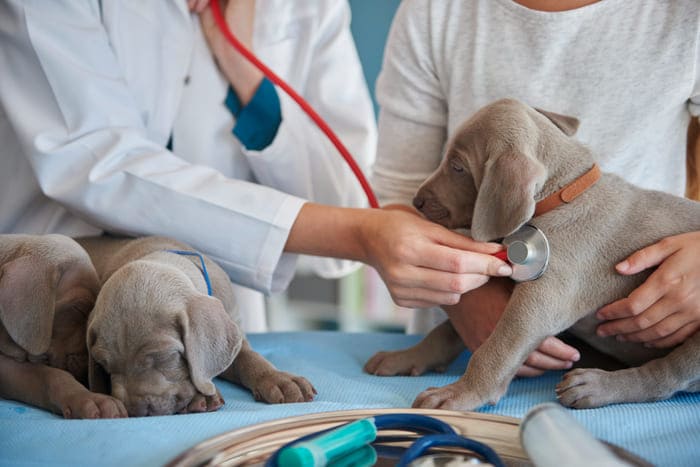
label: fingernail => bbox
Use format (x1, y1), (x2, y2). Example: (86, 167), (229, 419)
(616, 260), (629, 272)
(572, 352), (580, 362)
(597, 329), (607, 337)
(596, 311), (605, 320)
(497, 265), (512, 276)
(565, 361), (573, 369)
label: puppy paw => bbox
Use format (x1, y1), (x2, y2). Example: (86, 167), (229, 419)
(412, 381), (487, 411)
(364, 348), (448, 376)
(251, 371), (316, 404)
(60, 391), (128, 419)
(556, 368), (618, 409)
(180, 388), (225, 414)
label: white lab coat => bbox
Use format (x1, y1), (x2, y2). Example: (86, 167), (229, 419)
(0, 0), (376, 331)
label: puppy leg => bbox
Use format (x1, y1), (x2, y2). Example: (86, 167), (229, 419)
(220, 340), (316, 403)
(413, 284), (570, 410)
(0, 354), (127, 418)
(364, 320), (465, 376)
(557, 332), (700, 408)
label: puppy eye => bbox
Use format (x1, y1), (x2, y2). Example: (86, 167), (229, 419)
(450, 161), (465, 173)
(148, 351), (182, 368)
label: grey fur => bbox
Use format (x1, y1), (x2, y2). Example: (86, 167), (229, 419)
(78, 235), (316, 417)
(366, 98), (700, 410)
(0, 234), (126, 418)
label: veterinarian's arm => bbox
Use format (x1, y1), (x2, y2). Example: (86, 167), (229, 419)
(285, 203), (512, 308)
(0, 1), (353, 295)
(596, 231), (700, 348)
(198, 0), (377, 280)
(199, 1), (263, 107)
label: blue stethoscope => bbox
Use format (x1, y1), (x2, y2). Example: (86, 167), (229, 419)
(265, 413), (505, 467)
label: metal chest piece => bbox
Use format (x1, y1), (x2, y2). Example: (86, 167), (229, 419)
(502, 224), (550, 282)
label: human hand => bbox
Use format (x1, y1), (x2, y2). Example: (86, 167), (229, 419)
(199, 0), (262, 105)
(187, 0), (210, 13)
(359, 208), (512, 308)
(443, 278), (580, 377)
(596, 231), (700, 348)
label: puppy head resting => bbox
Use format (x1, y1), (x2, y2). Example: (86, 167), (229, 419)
(87, 256), (242, 416)
(413, 98), (588, 241)
(0, 234), (99, 384)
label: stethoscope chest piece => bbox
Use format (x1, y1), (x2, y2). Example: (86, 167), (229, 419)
(502, 224), (549, 282)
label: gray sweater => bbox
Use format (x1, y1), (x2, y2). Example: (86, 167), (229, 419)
(373, 0), (700, 208)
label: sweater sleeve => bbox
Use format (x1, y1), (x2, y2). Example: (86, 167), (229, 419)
(690, 11), (700, 118)
(371, 0), (448, 207)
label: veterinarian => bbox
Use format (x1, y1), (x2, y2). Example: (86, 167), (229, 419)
(0, 0), (512, 328)
(373, 0), (700, 375)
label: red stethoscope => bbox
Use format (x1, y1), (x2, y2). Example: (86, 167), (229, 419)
(210, 1), (549, 281)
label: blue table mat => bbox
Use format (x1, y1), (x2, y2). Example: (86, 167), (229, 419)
(1, 331), (698, 466)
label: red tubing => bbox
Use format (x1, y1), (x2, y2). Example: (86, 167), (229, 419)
(210, 2), (510, 263)
(492, 250), (509, 262)
(210, 0), (379, 208)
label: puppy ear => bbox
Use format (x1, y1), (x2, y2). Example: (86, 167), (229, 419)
(471, 149), (546, 241)
(87, 326), (111, 394)
(180, 295), (242, 396)
(0, 256), (58, 355)
(535, 108), (580, 136)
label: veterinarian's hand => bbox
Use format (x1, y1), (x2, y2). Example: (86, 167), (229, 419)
(199, 0), (263, 105)
(286, 203), (511, 307)
(596, 231), (700, 348)
(444, 278), (580, 377)
(360, 208), (512, 308)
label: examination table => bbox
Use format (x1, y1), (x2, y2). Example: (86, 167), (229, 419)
(1, 331), (698, 466)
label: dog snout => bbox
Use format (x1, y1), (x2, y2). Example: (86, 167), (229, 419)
(413, 194), (451, 224)
(122, 393), (180, 417)
(412, 195), (425, 210)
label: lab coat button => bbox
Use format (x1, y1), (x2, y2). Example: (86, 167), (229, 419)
(184, 75), (191, 85)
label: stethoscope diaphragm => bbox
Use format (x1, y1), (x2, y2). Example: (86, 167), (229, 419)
(502, 224), (550, 282)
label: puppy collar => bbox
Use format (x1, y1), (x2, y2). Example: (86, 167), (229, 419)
(534, 164), (601, 217)
(165, 250), (213, 296)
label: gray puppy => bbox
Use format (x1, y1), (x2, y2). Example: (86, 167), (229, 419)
(0, 234), (126, 418)
(77, 235), (316, 417)
(365, 98), (700, 410)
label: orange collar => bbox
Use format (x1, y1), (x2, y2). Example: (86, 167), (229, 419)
(534, 164), (601, 217)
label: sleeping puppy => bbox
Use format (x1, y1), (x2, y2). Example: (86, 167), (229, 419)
(0, 234), (126, 418)
(365, 98), (700, 410)
(77, 235), (315, 417)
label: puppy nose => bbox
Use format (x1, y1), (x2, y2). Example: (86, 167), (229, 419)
(413, 196), (425, 210)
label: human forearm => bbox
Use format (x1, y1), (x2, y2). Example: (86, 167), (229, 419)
(216, 46), (263, 107)
(286, 203), (512, 308)
(284, 203), (369, 261)
(200, 0), (263, 106)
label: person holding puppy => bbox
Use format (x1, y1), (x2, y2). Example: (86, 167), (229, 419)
(0, 0), (511, 329)
(373, 0), (700, 374)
